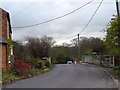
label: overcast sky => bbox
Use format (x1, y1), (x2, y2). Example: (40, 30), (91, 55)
(0, 0), (119, 45)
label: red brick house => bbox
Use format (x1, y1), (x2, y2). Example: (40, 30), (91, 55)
(0, 8), (12, 72)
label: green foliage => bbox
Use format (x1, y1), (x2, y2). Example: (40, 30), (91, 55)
(2, 67), (52, 84)
(112, 66), (120, 75)
(8, 38), (13, 56)
(2, 70), (20, 83)
(26, 68), (41, 76)
(105, 16), (120, 54)
(25, 57), (38, 67)
(50, 47), (67, 64)
(44, 60), (50, 67)
(13, 35), (55, 68)
(56, 53), (68, 64)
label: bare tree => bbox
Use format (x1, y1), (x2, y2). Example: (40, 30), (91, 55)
(27, 36), (55, 58)
(71, 37), (106, 55)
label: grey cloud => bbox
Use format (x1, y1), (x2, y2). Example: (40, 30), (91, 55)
(0, 0), (117, 44)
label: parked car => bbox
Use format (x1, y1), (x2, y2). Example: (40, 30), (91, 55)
(67, 61), (73, 64)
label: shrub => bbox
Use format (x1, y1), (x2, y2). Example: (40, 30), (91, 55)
(34, 61), (43, 68)
(25, 57), (38, 67)
(25, 58), (44, 69)
(14, 60), (30, 69)
(13, 59), (31, 77)
(26, 68), (41, 76)
(113, 66), (120, 75)
(2, 70), (20, 84)
(44, 60), (50, 67)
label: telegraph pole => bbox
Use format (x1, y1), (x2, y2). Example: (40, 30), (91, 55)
(116, 0), (120, 16)
(116, 0), (120, 47)
(78, 34), (80, 63)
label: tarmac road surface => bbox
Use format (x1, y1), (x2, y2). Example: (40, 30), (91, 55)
(3, 63), (118, 88)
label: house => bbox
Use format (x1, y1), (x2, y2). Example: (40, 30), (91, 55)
(0, 8), (12, 72)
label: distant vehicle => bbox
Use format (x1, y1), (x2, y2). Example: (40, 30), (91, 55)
(67, 61), (73, 64)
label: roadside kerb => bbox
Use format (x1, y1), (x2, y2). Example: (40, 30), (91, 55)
(104, 70), (119, 89)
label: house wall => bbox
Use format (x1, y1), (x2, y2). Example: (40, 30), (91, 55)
(1, 9), (8, 40)
(0, 9), (2, 38)
(0, 8), (2, 72)
(0, 8), (10, 71)
(0, 44), (7, 71)
(0, 45), (2, 71)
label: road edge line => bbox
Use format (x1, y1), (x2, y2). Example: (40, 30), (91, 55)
(103, 70), (119, 89)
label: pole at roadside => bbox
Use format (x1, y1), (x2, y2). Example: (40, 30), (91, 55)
(116, 0), (120, 47)
(78, 34), (80, 63)
(116, 0), (120, 16)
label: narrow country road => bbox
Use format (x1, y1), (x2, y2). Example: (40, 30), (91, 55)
(3, 63), (117, 88)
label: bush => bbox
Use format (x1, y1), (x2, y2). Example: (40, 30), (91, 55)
(25, 57), (38, 67)
(113, 66), (120, 75)
(44, 60), (50, 67)
(26, 68), (41, 76)
(34, 61), (44, 68)
(14, 59), (31, 77)
(14, 60), (30, 69)
(2, 70), (20, 83)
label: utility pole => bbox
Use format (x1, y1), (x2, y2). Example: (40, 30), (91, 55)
(116, 0), (120, 16)
(78, 34), (80, 63)
(116, 0), (120, 47)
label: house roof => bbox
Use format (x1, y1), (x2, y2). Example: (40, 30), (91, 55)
(0, 37), (7, 44)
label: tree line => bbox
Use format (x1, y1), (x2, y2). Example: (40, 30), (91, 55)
(13, 36), (107, 64)
(13, 16), (120, 64)
(13, 35), (55, 65)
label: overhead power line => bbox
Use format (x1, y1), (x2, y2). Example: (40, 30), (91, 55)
(54, 34), (77, 44)
(79, 0), (104, 35)
(56, 0), (103, 44)
(12, 0), (94, 28)
(58, 34), (77, 41)
(12, 2), (33, 19)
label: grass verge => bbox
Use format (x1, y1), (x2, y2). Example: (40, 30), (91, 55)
(112, 66), (120, 76)
(2, 66), (53, 84)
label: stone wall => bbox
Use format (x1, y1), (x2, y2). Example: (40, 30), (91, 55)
(81, 55), (119, 67)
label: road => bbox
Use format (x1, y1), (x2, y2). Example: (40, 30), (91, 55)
(3, 63), (117, 88)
